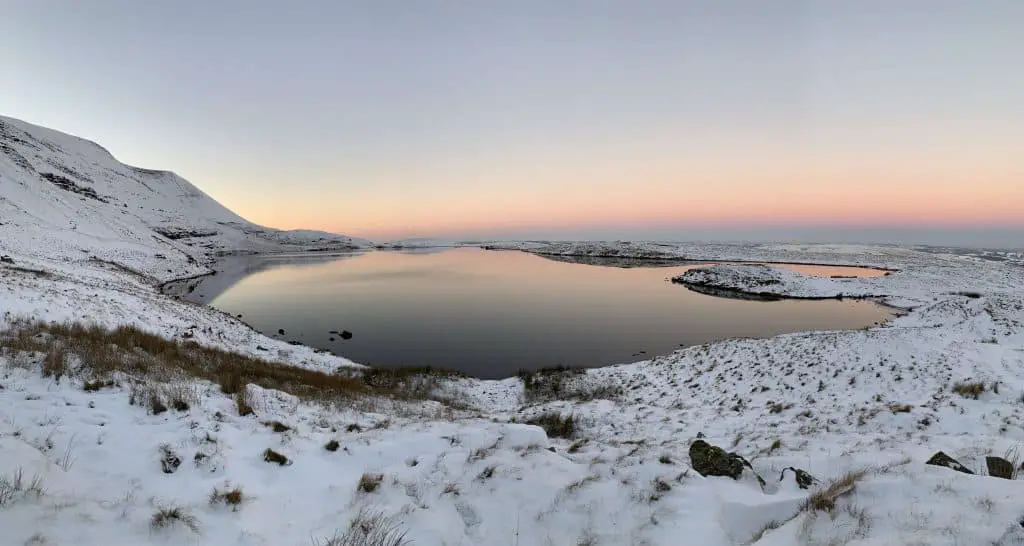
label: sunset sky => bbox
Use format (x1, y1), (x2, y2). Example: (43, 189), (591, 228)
(2, 1), (1021, 245)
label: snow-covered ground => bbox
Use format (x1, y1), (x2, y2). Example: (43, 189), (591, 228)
(3, 117), (1024, 545)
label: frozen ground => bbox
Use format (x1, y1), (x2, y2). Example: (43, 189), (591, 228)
(3, 117), (1024, 545)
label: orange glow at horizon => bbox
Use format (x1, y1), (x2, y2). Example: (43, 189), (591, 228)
(232, 155), (1024, 239)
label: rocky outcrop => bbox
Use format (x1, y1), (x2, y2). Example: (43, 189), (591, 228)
(780, 467), (816, 489)
(986, 456), (1015, 479)
(689, 440), (763, 487)
(926, 451), (973, 474)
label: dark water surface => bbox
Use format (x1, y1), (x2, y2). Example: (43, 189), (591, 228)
(166, 248), (894, 379)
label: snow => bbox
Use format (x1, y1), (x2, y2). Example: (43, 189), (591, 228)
(0, 115), (370, 284)
(3, 116), (1024, 545)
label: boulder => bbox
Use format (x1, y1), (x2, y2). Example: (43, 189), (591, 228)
(690, 439), (760, 484)
(987, 456), (1015, 479)
(926, 451), (973, 474)
(340, 330), (353, 340)
(779, 467), (816, 489)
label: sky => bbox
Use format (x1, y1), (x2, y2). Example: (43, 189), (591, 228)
(2, 1), (1022, 246)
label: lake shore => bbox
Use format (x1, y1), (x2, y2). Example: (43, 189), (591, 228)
(3, 241), (1024, 545)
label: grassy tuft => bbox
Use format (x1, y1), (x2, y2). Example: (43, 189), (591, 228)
(209, 485), (245, 509)
(314, 508), (410, 546)
(264, 420), (291, 433)
(803, 469), (868, 513)
(263, 448), (290, 466)
(235, 390), (255, 417)
(150, 505), (200, 533)
(42, 348), (67, 380)
(525, 411), (575, 439)
(0, 468), (45, 506)
(358, 473), (384, 493)
(952, 380), (986, 399)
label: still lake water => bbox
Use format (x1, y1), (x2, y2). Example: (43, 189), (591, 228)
(166, 248), (893, 379)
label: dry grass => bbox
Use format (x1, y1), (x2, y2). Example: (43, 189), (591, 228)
(803, 469), (868, 513)
(263, 448), (290, 466)
(0, 321), (376, 404)
(314, 508), (410, 546)
(41, 348), (67, 380)
(264, 420), (291, 433)
(1004, 444), (1023, 480)
(164, 383), (198, 412)
(358, 473), (384, 493)
(518, 366), (622, 403)
(1, 265), (53, 279)
(235, 390), (255, 417)
(130, 384), (168, 415)
(1, 321), (473, 411)
(0, 468), (45, 506)
(952, 380), (986, 399)
(768, 402), (793, 414)
(82, 378), (115, 392)
(887, 403), (913, 414)
(209, 485), (245, 510)
(524, 412), (576, 439)
(150, 505), (200, 533)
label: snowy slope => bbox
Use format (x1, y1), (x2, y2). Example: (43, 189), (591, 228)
(0, 115), (369, 282)
(3, 117), (1024, 545)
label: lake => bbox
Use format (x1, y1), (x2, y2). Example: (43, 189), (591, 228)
(165, 248), (894, 379)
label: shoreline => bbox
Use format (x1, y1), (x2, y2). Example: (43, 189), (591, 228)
(160, 246), (908, 381)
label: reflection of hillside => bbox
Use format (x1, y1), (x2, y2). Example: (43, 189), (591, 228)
(532, 253), (692, 269)
(162, 252), (363, 304)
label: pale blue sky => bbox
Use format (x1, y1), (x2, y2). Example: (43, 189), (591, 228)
(2, 1), (1022, 246)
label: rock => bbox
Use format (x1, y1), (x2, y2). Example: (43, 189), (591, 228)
(277, 328), (285, 335)
(0, 255), (14, 264)
(689, 439), (749, 480)
(779, 467), (816, 489)
(340, 330), (353, 340)
(987, 456), (1015, 479)
(926, 451), (973, 474)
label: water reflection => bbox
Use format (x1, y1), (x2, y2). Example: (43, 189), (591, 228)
(170, 248), (894, 378)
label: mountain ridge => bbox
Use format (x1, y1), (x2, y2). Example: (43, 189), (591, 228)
(0, 114), (370, 282)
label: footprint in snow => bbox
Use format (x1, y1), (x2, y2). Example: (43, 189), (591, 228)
(454, 501), (481, 530)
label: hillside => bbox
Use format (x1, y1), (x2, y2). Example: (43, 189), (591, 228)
(1, 117), (1024, 545)
(0, 115), (369, 282)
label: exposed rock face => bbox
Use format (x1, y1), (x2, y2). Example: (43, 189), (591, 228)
(926, 451), (973, 474)
(780, 467), (816, 489)
(986, 456), (1015, 479)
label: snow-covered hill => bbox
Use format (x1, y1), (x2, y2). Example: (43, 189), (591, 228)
(0, 115), (369, 282)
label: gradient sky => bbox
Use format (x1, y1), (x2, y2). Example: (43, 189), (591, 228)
(2, 1), (1022, 245)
